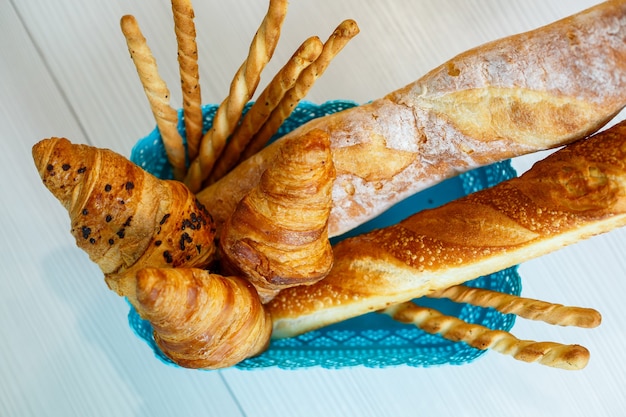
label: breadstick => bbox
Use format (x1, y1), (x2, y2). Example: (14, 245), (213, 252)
(184, 0), (288, 192)
(240, 19), (360, 161)
(428, 285), (602, 328)
(207, 36), (323, 184)
(382, 302), (590, 370)
(171, 0), (203, 161)
(197, 0), (626, 237)
(267, 119), (626, 339)
(120, 15), (186, 180)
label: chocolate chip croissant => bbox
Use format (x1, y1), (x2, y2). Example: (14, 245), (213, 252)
(31, 137), (218, 296)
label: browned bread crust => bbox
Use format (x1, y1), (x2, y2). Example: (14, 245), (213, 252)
(198, 0), (626, 238)
(219, 129), (336, 302)
(32, 137), (218, 297)
(131, 267), (271, 369)
(268, 119), (626, 338)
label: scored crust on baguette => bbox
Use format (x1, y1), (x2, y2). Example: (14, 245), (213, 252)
(382, 302), (591, 370)
(268, 119), (626, 339)
(197, 0), (626, 238)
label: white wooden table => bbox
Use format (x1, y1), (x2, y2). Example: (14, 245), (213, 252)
(2, 0), (626, 415)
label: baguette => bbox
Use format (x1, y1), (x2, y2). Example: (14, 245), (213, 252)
(197, 0), (626, 238)
(267, 119), (626, 339)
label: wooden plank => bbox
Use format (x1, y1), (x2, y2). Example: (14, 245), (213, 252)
(0, 2), (241, 416)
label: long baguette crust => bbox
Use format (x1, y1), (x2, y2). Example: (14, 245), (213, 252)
(268, 120), (626, 339)
(197, 0), (626, 238)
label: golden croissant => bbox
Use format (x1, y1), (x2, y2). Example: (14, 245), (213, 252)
(31, 137), (218, 296)
(219, 129), (335, 302)
(268, 119), (626, 338)
(129, 267), (272, 369)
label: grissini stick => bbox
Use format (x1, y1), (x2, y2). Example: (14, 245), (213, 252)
(382, 302), (590, 370)
(267, 118), (626, 339)
(185, 0), (288, 192)
(171, 0), (203, 161)
(428, 285), (602, 328)
(207, 36), (324, 184)
(197, 0), (626, 238)
(121, 15), (187, 181)
(239, 19), (360, 162)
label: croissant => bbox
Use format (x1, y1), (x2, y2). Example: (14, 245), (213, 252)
(31, 137), (218, 296)
(129, 267), (272, 369)
(219, 129), (335, 302)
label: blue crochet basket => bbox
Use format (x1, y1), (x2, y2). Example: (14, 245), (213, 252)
(129, 100), (521, 370)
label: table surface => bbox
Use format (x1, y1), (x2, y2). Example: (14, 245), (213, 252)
(2, 0), (626, 416)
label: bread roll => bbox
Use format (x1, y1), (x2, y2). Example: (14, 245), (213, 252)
(197, 0), (626, 238)
(268, 119), (626, 339)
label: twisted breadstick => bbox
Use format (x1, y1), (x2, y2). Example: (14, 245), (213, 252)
(240, 19), (360, 161)
(207, 36), (324, 183)
(171, 0), (203, 161)
(121, 15), (186, 180)
(197, 1), (626, 238)
(383, 302), (590, 370)
(428, 285), (602, 328)
(185, 0), (288, 192)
